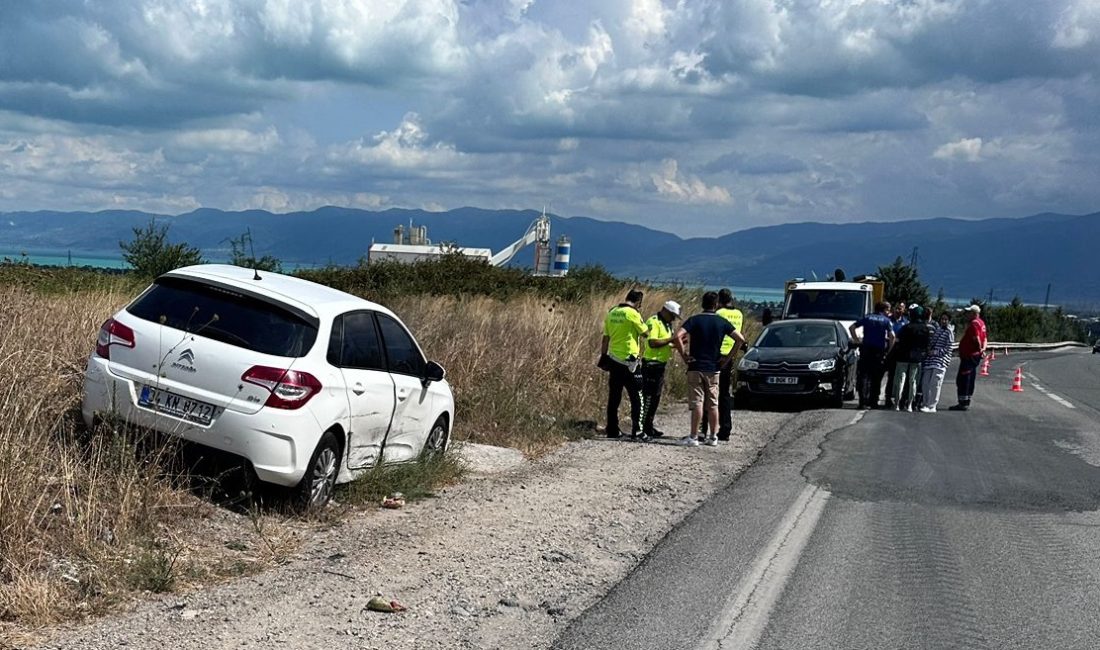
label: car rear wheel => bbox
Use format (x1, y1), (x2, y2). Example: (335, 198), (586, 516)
(420, 417), (449, 460)
(294, 430), (341, 510)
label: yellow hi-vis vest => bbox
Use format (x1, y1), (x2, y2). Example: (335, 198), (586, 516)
(642, 314), (673, 363)
(718, 307), (744, 356)
(604, 305), (648, 361)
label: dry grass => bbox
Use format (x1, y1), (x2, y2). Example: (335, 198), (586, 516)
(0, 289), (302, 641)
(0, 282), (753, 638)
(392, 287), (743, 454)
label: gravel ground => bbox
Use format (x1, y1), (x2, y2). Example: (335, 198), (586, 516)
(36, 408), (808, 650)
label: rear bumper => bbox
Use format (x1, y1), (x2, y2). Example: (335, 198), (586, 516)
(81, 356), (323, 487)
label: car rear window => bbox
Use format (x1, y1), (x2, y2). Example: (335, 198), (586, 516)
(127, 277), (318, 357)
(785, 290), (866, 320)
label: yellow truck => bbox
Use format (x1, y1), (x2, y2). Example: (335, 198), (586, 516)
(781, 276), (886, 332)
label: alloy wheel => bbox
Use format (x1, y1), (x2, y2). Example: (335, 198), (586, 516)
(309, 447), (338, 507)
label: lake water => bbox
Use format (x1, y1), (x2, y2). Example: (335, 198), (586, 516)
(0, 249), (129, 269)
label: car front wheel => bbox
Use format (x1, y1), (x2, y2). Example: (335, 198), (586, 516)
(294, 430), (341, 510)
(421, 417), (449, 460)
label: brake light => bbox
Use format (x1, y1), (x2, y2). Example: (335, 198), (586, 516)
(95, 318), (136, 359)
(241, 366), (322, 410)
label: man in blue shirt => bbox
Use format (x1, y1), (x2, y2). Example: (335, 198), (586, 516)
(849, 301), (896, 409)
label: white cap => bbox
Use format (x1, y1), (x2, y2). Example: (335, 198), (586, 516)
(966, 304), (981, 313)
(663, 300), (682, 317)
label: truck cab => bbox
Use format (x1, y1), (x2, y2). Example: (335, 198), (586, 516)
(781, 277), (885, 334)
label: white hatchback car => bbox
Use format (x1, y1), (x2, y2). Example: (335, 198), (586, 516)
(82, 264), (455, 507)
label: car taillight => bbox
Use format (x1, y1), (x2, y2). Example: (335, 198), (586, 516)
(241, 366), (322, 410)
(95, 318), (136, 359)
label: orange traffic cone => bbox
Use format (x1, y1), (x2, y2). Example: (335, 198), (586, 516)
(1011, 368), (1024, 392)
(980, 357), (990, 377)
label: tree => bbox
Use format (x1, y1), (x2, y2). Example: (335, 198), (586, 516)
(876, 256), (930, 308)
(120, 220), (203, 277)
(930, 287), (948, 318)
(228, 229), (282, 272)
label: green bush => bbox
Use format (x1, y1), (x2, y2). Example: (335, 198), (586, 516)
(120, 220), (203, 278)
(966, 298), (1087, 343)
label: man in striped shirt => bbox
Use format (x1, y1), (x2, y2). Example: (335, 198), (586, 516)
(919, 312), (955, 413)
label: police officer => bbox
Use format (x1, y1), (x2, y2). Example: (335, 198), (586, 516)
(639, 300), (681, 438)
(601, 289), (648, 439)
(849, 301), (896, 409)
(714, 288), (744, 440)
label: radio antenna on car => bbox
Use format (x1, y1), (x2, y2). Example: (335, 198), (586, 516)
(248, 227), (262, 281)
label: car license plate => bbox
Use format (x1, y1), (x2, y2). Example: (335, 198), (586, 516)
(139, 386), (216, 425)
(767, 376), (799, 385)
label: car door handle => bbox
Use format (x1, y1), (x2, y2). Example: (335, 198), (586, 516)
(352, 382), (366, 396)
(396, 388), (409, 401)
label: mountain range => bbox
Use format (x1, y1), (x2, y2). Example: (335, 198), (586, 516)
(1, 207), (1095, 306)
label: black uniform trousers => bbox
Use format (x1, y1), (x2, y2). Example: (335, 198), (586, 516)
(857, 347), (888, 407)
(639, 360), (667, 435)
(606, 360), (642, 436)
(956, 354), (982, 406)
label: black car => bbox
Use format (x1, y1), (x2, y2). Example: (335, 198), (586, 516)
(735, 318), (857, 408)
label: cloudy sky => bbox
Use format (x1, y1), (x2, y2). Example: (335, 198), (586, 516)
(1, 1), (1098, 236)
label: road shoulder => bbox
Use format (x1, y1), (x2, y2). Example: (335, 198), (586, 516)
(38, 409), (802, 650)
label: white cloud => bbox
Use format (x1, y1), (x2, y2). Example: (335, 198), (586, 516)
(649, 159), (732, 205)
(234, 187), (389, 212)
(1054, 0), (1100, 48)
(331, 113), (464, 169)
(933, 137), (985, 162)
(172, 127), (281, 153)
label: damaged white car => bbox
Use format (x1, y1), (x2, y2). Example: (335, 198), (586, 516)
(82, 264), (454, 508)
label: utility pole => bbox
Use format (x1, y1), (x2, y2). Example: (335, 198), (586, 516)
(909, 246), (919, 269)
(1044, 283), (1051, 311)
(988, 287), (994, 305)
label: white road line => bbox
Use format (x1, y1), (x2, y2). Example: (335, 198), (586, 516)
(700, 484), (832, 650)
(1032, 382), (1076, 409)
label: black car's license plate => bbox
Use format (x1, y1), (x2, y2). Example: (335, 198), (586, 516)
(139, 386), (216, 425)
(766, 376), (799, 385)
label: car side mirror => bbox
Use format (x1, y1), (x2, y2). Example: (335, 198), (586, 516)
(423, 360), (446, 385)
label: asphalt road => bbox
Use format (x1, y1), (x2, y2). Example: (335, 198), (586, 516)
(554, 348), (1100, 650)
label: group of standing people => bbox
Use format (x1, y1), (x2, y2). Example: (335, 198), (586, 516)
(849, 302), (988, 412)
(599, 289), (746, 446)
(602, 288), (990, 444)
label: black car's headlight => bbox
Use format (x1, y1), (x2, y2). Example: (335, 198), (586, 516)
(808, 359), (836, 372)
(739, 358), (759, 371)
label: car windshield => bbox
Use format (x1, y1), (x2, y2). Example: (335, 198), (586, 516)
(785, 290), (866, 320)
(127, 276), (318, 357)
(756, 323), (838, 348)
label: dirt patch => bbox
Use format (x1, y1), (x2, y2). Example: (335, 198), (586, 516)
(34, 408), (805, 650)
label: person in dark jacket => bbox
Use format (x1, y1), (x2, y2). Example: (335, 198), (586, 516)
(883, 301), (909, 407)
(890, 306), (932, 411)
